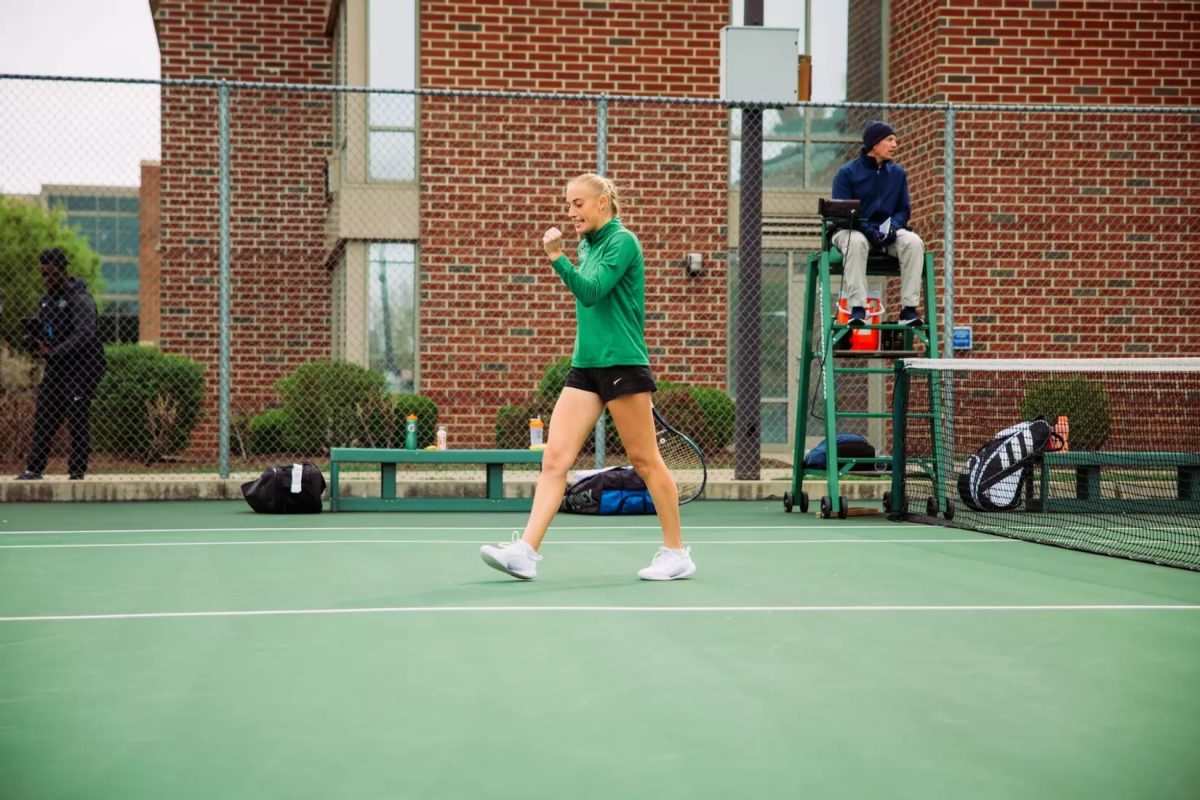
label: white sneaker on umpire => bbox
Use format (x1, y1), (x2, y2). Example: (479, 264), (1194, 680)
(480, 533), (542, 580)
(638, 546), (696, 581)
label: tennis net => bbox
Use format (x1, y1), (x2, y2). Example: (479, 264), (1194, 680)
(891, 358), (1200, 571)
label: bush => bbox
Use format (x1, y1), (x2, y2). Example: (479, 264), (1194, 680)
(0, 345), (39, 463)
(536, 355), (572, 402)
(654, 387), (707, 445)
(655, 381), (734, 454)
(393, 393), (439, 449)
(275, 360), (389, 453)
(247, 408), (288, 455)
(495, 396), (555, 449)
(1020, 374), (1111, 450)
(494, 358), (568, 448)
(271, 361), (440, 454)
(0, 196), (104, 349)
(91, 345), (206, 461)
(689, 386), (735, 452)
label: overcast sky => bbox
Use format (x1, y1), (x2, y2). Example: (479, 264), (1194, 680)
(0, 1), (832, 195)
(0, 0), (161, 194)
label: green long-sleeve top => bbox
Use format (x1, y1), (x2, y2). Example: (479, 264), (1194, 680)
(551, 217), (650, 368)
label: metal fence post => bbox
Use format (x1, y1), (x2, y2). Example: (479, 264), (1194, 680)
(594, 94), (608, 469)
(942, 103), (955, 361)
(218, 83), (232, 479)
(734, 103), (763, 480)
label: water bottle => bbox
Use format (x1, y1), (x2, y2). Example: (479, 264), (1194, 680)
(529, 417), (544, 449)
(405, 414), (418, 450)
(436, 425), (448, 450)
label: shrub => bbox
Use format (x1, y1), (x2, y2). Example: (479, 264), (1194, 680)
(654, 381), (735, 454)
(274, 359), (389, 454)
(0, 196), (104, 348)
(0, 345), (39, 463)
(494, 358), (567, 448)
(247, 408), (288, 455)
(689, 386), (735, 452)
(393, 393), (439, 449)
(91, 345), (206, 461)
(495, 396), (555, 449)
(536, 355), (572, 402)
(1020, 374), (1111, 450)
(654, 387), (707, 446)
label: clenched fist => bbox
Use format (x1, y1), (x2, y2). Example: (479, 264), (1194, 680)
(542, 227), (564, 259)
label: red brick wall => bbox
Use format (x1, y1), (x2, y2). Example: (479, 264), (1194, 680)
(154, 0), (332, 450)
(890, 0), (1200, 357)
(418, 0), (729, 446)
(937, 0), (1199, 105)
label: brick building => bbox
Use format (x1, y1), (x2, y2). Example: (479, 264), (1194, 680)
(147, 0), (1199, 456)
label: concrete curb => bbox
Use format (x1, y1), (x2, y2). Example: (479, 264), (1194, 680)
(0, 475), (891, 504)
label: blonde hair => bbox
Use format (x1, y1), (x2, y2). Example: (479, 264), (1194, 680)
(570, 173), (622, 218)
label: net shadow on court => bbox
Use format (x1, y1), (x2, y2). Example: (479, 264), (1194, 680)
(1, 500), (1198, 800)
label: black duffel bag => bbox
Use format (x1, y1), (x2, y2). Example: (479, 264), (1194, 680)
(241, 462), (327, 514)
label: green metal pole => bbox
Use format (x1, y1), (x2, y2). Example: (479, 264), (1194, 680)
(889, 359), (910, 516)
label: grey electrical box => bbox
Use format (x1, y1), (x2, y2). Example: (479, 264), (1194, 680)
(720, 26), (800, 103)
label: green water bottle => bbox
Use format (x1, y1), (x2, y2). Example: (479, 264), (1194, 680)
(405, 414), (418, 450)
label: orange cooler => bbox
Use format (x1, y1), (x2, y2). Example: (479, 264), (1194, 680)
(837, 293), (884, 350)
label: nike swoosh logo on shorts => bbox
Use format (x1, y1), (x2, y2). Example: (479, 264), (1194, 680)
(613, 377), (622, 385)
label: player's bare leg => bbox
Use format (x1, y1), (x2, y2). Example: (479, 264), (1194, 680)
(606, 391), (681, 549)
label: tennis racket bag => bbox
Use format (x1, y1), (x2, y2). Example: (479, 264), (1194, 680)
(241, 462), (326, 514)
(957, 419), (1056, 512)
(560, 466), (656, 515)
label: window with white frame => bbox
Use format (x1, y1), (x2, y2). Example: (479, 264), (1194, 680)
(367, 0), (417, 181)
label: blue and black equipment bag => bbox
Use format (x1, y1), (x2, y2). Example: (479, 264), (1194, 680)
(560, 466), (656, 515)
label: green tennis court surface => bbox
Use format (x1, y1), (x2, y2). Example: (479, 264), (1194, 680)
(2, 501), (1198, 799)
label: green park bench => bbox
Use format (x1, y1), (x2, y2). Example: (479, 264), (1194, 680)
(329, 447), (544, 512)
(1036, 451), (1200, 514)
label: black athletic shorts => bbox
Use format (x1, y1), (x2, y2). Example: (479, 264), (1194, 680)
(564, 365), (657, 403)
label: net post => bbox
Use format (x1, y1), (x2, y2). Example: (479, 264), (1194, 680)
(889, 358), (910, 516)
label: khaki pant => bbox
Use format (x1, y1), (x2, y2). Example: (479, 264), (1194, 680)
(831, 228), (924, 310)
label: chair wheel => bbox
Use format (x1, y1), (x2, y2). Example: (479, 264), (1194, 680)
(820, 495), (832, 519)
(926, 497), (939, 517)
(882, 490), (891, 512)
(944, 500), (955, 521)
(783, 491), (793, 512)
(838, 495), (849, 519)
(799, 491), (809, 513)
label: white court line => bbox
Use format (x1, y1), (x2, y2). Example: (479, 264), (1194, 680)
(0, 525), (892, 537)
(0, 537), (1016, 550)
(1, 604), (1197, 623)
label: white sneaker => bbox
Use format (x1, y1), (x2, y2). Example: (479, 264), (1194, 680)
(638, 546), (696, 581)
(480, 533), (542, 580)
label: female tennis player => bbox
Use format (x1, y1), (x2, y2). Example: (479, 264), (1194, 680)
(481, 173), (695, 581)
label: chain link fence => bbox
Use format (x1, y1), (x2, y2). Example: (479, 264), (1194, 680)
(1, 75), (1195, 483)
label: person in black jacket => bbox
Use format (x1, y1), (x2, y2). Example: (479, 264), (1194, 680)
(16, 248), (107, 481)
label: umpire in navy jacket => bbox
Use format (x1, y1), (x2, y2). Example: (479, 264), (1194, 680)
(831, 120), (927, 328)
(16, 248), (107, 481)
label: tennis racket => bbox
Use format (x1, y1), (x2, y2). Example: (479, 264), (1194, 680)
(652, 406), (707, 504)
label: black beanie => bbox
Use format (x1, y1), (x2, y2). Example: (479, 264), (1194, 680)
(38, 247), (70, 270)
(862, 120), (895, 152)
